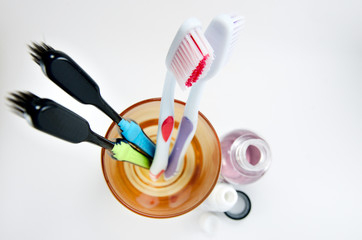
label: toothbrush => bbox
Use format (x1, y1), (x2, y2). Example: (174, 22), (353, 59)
(28, 43), (155, 158)
(164, 14), (245, 179)
(149, 18), (214, 180)
(7, 91), (151, 168)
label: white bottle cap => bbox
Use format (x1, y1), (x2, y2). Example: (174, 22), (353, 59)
(202, 183), (238, 212)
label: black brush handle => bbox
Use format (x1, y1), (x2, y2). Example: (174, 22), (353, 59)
(40, 49), (122, 124)
(34, 98), (114, 150)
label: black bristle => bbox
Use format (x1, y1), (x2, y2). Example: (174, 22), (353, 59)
(30, 53), (40, 65)
(28, 42), (54, 65)
(7, 91), (40, 120)
(19, 91), (37, 102)
(10, 106), (25, 117)
(7, 94), (25, 118)
(41, 42), (53, 51)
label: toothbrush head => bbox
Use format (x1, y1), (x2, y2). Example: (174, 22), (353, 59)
(227, 14), (245, 62)
(28, 42), (56, 75)
(166, 18), (214, 90)
(204, 14), (245, 79)
(111, 140), (151, 169)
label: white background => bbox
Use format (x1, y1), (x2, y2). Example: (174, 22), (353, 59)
(1, 0), (361, 239)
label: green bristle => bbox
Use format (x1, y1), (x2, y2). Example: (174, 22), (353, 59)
(112, 141), (151, 169)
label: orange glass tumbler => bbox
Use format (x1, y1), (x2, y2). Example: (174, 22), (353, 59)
(101, 98), (221, 218)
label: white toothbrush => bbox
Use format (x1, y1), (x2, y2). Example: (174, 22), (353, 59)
(164, 14), (245, 179)
(149, 18), (214, 180)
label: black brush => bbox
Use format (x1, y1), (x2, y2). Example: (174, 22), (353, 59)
(7, 91), (151, 168)
(28, 42), (155, 158)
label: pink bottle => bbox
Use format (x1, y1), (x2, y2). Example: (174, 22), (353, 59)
(220, 129), (271, 185)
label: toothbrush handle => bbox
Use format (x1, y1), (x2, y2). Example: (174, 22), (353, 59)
(150, 71), (176, 179)
(42, 49), (156, 156)
(33, 97), (115, 150)
(46, 54), (122, 123)
(164, 81), (205, 179)
(87, 130), (115, 150)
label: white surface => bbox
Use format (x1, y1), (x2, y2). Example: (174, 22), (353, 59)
(1, 0), (361, 239)
(199, 212), (220, 235)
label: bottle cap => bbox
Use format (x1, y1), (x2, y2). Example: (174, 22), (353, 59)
(224, 190), (251, 220)
(202, 183), (238, 212)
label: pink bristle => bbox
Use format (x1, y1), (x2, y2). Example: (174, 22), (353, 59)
(170, 28), (213, 89)
(185, 54), (209, 87)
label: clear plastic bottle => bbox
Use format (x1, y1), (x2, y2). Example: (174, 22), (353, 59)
(220, 129), (271, 185)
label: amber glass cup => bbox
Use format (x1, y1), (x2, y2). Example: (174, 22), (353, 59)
(101, 98), (221, 218)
